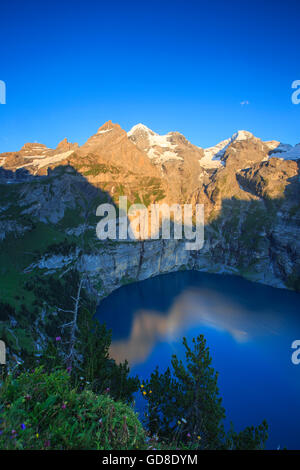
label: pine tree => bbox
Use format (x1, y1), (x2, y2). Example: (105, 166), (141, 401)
(142, 334), (268, 450)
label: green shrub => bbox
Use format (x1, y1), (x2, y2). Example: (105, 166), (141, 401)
(0, 367), (145, 450)
(24, 309), (140, 404)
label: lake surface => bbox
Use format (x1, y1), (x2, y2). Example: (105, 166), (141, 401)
(96, 270), (300, 449)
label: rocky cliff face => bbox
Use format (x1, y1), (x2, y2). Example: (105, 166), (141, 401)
(1, 121), (300, 357)
(0, 122), (300, 294)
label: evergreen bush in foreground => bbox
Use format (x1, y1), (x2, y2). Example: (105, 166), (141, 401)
(0, 333), (269, 450)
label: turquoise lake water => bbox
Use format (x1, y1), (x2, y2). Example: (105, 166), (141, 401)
(96, 270), (300, 449)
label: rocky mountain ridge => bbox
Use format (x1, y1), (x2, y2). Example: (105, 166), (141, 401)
(2, 120), (299, 212)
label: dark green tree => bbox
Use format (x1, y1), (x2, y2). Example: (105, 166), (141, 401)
(225, 421), (268, 450)
(142, 334), (268, 450)
(74, 308), (139, 403)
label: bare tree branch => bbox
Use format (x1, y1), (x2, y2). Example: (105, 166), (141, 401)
(66, 277), (85, 370)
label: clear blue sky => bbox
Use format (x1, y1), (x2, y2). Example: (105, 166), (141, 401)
(0, 0), (299, 152)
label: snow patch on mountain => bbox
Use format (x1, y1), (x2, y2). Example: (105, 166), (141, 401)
(32, 150), (75, 169)
(17, 150), (75, 171)
(97, 129), (113, 135)
(232, 130), (254, 141)
(128, 123), (182, 162)
(200, 139), (230, 168)
(200, 131), (255, 169)
(127, 123), (153, 137)
(269, 143), (300, 161)
(264, 141), (291, 153)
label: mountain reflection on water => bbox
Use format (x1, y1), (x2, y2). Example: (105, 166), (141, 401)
(96, 270), (300, 449)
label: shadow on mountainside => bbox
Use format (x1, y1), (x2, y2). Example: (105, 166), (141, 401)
(0, 158), (300, 361)
(1, 158), (300, 290)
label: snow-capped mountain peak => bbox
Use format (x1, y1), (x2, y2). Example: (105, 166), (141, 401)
(127, 123), (183, 162)
(232, 130), (254, 141)
(127, 123), (156, 137)
(200, 131), (255, 169)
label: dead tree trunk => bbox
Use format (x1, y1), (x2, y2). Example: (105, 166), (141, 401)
(65, 277), (84, 370)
